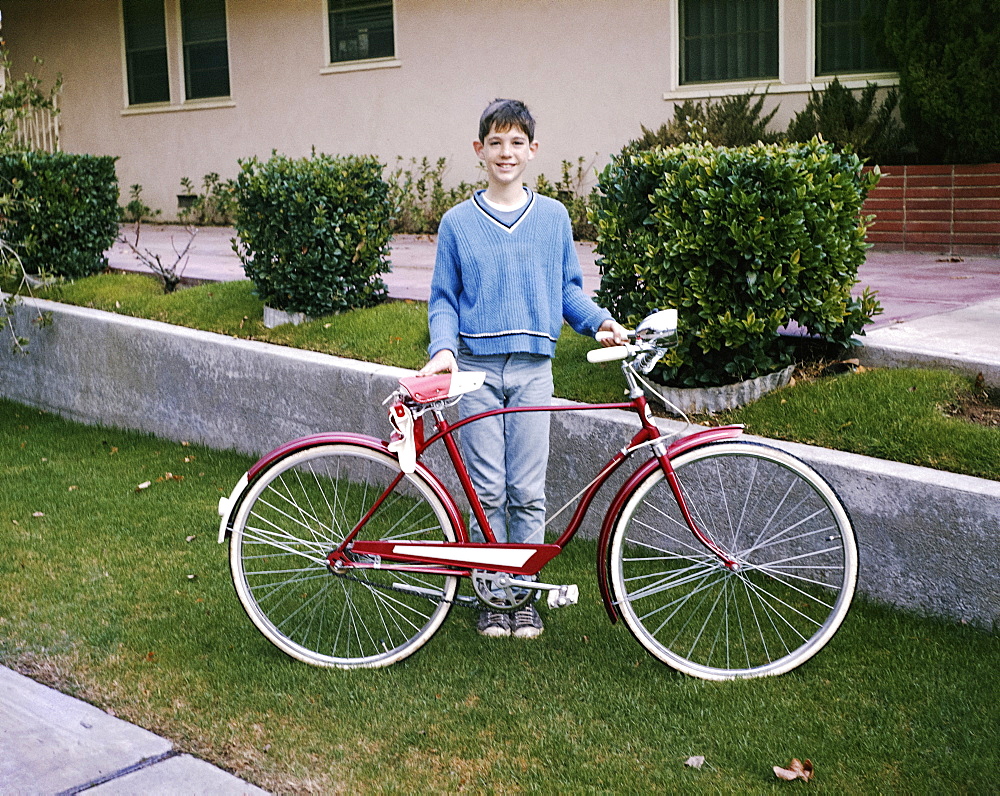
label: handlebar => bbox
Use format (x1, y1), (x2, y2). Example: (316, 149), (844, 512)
(587, 343), (634, 363)
(588, 328), (635, 363)
(587, 309), (678, 370)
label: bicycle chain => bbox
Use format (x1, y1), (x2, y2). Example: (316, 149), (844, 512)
(328, 566), (533, 613)
(329, 566), (482, 611)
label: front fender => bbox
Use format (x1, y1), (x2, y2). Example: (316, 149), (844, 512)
(217, 433), (466, 544)
(596, 424), (744, 622)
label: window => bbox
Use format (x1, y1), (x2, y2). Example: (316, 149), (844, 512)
(181, 0), (230, 99)
(328, 0), (394, 64)
(121, 0), (230, 107)
(680, 0), (778, 84)
(123, 0), (170, 104)
(816, 0), (894, 75)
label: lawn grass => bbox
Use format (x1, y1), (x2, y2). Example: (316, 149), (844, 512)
(16, 272), (1000, 481)
(713, 367), (1000, 481)
(1, 400), (998, 793)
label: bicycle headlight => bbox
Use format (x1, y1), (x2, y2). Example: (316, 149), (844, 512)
(635, 309), (679, 347)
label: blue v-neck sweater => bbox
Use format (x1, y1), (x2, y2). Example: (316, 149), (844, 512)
(428, 190), (612, 358)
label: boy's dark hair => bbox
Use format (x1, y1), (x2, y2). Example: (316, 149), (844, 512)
(478, 98), (536, 142)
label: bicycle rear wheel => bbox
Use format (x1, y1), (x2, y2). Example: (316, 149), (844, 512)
(609, 442), (857, 680)
(229, 443), (458, 668)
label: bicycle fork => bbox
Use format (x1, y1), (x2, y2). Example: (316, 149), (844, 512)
(595, 424), (745, 622)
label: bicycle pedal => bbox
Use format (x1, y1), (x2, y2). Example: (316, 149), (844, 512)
(547, 584), (579, 609)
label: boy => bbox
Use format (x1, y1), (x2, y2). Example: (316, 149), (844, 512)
(417, 99), (626, 639)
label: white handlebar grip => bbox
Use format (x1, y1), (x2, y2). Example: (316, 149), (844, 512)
(595, 330), (614, 343)
(587, 345), (631, 363)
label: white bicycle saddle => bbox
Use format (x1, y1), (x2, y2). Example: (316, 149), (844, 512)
(397, 371), (486, 404)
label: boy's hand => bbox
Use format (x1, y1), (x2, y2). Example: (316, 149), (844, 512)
(417, 349), (457, 376)
(598, 319), (629, 347)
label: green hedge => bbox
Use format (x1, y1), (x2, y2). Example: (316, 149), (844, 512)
(592, 140), (882, 388)
(885, 0), (1000, 164)
(0, 152), (119, 279)
(233, 151), (393, 317)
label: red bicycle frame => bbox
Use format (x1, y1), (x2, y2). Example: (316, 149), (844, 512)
(309, 385), (744, 620)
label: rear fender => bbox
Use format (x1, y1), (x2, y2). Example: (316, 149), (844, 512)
(596, 424), (744, 622)
(217, 433), (466, 543)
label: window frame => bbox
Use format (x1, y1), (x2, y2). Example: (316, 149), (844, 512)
(813, 0), (895, 78)
(678, 0), (780, 86)
(179, 0), (232, 101)
(121, 0), (172, 106)
(321, 0), (401, 75)
(664, 0), (897, 102)
(119, 0), (235, 115)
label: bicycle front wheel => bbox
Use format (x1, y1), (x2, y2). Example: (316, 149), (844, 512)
(229, 443), (458, 668)
(609, 442), (857, 680)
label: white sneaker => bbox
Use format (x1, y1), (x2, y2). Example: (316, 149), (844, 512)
(512, 605), (544, 639)
(477, 610), (511, 637)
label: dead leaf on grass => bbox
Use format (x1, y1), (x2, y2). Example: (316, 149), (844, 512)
(773, 758), (814, 782)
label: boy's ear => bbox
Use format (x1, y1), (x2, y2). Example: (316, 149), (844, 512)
(472, 139), (485, 160)
(528, 139), (539, 159)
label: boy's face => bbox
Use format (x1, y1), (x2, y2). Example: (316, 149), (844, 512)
(473, 123), (538, 190)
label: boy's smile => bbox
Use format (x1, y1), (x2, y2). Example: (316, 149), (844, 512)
(473, 125), (539, 199)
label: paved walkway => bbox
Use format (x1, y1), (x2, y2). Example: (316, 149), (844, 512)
(108, 225), (1000, 382)
(3, 227), (998, 795)
(107, 226), (1000, 324)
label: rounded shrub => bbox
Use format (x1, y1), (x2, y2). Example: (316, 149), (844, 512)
(232, 151), (393, 317)
(592, 139), (882, 388)
(0, 152), (119, 279)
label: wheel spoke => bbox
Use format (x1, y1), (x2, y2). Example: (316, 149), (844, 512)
(610, 443), (857, 680)
(230, 444), (458, 668)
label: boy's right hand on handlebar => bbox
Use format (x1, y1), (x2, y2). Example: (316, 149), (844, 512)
(417, 349), (457, 376)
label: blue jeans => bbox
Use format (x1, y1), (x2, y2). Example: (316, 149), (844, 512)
(456, 347), (553, 545)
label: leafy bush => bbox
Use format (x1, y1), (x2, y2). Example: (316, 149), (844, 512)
(629, 91), (780, 151)
(120, 183), (161, 223)
(534, 156), (599, 241)
(884, 0), (1000, 164)
(0, 151), (119, 278)
(178, 172), (236, 226)
(387, 155), (602, 240)
(592, 140), (882, 387)
(232, 151), (393, 316)
(387, 157), (484, 235)
(786, 78), (908, 164)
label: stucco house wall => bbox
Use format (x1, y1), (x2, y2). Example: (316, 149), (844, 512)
(4, 0), (897, 220)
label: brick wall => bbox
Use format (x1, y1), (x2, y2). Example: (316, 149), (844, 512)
(863, 163), (1000, 256)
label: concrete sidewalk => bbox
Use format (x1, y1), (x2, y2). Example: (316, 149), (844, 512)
(108, 226), (1000, 385)
(0, 666), (268, 795)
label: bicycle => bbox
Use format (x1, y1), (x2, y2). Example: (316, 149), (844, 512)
(217, 309), (858, 680)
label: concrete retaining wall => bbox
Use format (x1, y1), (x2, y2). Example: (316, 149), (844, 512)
(3, 296), (998, 629)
